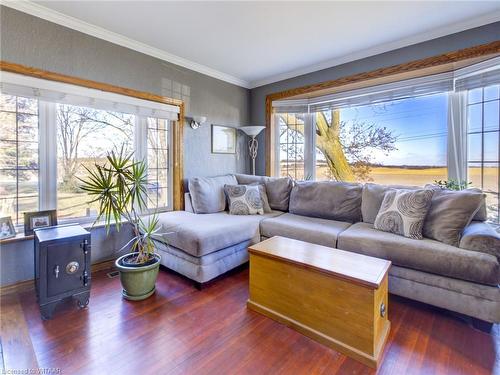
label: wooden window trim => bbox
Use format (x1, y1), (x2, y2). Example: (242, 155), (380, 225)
(0, 60), (185, 210)
(265, 41), (500, 176)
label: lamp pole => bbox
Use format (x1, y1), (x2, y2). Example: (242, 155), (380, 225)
(239, 126), (265, 175)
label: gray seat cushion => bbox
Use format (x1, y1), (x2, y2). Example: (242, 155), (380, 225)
(152, 210), (283, 257)
(260, 213), (352, 248)
(338, 222), (499, 286)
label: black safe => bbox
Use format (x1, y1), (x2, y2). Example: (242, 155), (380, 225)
(34, 224), (91, 319)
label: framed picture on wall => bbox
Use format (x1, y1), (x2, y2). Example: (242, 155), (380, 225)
(211, 125), (236, 154)
(0, 216), (16, 240)
(24, 210), (58, 236)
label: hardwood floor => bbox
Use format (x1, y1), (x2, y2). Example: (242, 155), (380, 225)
(1, 265), (499, 374)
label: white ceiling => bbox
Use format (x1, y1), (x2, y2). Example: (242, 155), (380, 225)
(6, 1), (500, 88)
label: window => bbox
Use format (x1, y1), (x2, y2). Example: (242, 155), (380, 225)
(466, 85), (499, 223)
(0, 95), (39, 225)
(0, 72), (180, 229)
(314, 93), (448, 185)
(272, 58), (500, 222)
(56, 104), (135, 219)
(278, 113), (306, 180)
(147, 117), (171, 209)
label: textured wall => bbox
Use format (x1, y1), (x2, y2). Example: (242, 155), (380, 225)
(250, 21), (500, 176)
(0, 6), (251, 179)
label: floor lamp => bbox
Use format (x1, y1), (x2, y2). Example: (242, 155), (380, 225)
(240, 126), (266, 175)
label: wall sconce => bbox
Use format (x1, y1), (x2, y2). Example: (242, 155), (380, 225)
(190, 116), (207, 129)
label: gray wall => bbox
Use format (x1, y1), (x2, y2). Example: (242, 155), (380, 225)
(0, 6), (252, 179)
(0, 6), (252, 286)
(250, 21), (500, 176)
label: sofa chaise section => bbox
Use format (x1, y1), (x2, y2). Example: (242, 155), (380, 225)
(151, 210), (282, 283)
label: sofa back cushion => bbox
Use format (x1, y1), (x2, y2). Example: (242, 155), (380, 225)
(422, 189), (485, 247)
(236, 174), (293, 211)
(289, 181), (362, 222)
(424, 184), (488, 222)
(361, 183), (419, 224)
(188, 174), (237, 214)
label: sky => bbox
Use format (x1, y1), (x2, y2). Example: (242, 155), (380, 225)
(338, 87), (499, 167)
(339, 93), (449, 167)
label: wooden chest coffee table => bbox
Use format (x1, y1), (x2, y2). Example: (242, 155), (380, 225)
(247, 236), (391, 368)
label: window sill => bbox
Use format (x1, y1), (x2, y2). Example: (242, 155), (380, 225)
(0, 219), (122, 245)
(0, 209), (172, 245)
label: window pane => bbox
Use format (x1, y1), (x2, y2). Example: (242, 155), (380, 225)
(468, 88), (482, 104)
(484, 85), (500, 101)
(468, 133), (482, 161)
(0, 112), (16, 140)
(56, 104), (134, 219)
(467, 103), (483, 133)
(17, 97), (38, 115)
(484, 100), (499, 132)
(484, 132), (499, 162)
(0, 96), (39, 225)
(277, 113), (306, 180)
(484, 163), (499, 223)
(315, 93), (448, 185)
(0, 141), (17, 168)
(0, 94), (16, 112)
(147, 117), (170, 209)
(468, 162), (482, 190)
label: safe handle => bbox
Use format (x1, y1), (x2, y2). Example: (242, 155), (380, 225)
(54, 265), (60, 279)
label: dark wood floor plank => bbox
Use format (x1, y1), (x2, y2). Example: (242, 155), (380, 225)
(0, 293), (38, 371)
(3, 266), (498, 374)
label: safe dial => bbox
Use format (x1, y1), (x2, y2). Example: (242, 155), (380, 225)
(66, 261), (80, 274)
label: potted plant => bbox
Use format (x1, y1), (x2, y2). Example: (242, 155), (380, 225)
(79, 148), (162, 301)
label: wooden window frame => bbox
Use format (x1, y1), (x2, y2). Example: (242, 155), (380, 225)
(0, 60), (185, 210)
(265, 41), (500, 176)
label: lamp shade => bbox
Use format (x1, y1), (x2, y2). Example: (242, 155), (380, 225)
(239, 126), (265, 137)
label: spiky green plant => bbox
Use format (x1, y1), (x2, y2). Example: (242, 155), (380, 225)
(79, 147), (159, 264)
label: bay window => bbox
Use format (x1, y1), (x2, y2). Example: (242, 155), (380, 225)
(272, 57), (500, 223)
(0, 72), (180, 229)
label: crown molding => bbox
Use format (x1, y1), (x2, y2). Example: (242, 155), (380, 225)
(3, 1), (499, 91)
(249, 10), (500, 88)
(2, 0), (251, 88)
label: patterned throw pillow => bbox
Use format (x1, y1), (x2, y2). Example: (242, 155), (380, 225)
(374, 189), (434, 240)
(224, 184), (264, 215)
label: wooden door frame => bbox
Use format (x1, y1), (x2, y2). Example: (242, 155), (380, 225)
(264, 40), (500, 176)
(0, 61), (185, 210)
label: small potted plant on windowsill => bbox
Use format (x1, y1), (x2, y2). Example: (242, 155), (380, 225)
(79, 148), (162, 301)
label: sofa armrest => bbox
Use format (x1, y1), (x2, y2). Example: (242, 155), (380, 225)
(460, 221), (500, 259)
(184, 192), (194, 213)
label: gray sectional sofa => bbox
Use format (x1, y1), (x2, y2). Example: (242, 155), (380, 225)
(150, 173), (500, 326)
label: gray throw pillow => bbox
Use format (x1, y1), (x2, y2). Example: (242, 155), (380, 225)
(236, 174), (293, 211)
(424, 184), (487, 222)
(264, 177), (293, 211)
(423, 188), (485, 247)
(188, 174), (237, 214)
(289, 181), (363, 223)
(224, 184), (264, 215)
(250, 183), (272, 213)
(374, 189), (434, 240)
